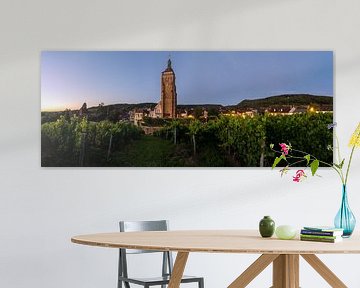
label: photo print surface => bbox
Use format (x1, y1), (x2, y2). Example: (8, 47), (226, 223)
(41, 51), (333, 167)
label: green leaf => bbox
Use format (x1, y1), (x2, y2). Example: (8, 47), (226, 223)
(272, 157), (281, 169)
(310, 160), (319, 176)
(339, 158), (345, 169)
(304, 154), (310, 165)
(334, 159), (344, 169)
(272, 154), (285, 169)
(270, 143), (274, 149)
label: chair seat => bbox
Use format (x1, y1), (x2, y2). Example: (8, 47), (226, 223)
(119, 275), (203, 286)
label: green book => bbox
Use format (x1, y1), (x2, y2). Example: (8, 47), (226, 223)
(300, 234), (340, 240)
(300, 236), (342, 243)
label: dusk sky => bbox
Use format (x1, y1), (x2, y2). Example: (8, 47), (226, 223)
(41, 51), (333, 111)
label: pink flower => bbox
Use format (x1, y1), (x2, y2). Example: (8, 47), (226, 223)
(279, 143), (289, 155)
(293, 169), (306, 182)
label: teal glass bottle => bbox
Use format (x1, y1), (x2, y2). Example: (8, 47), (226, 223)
(334, 185), (356, 237)
(259, 216), (275, 238)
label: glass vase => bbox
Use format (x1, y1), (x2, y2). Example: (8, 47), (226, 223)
(334, 184), (356, 237)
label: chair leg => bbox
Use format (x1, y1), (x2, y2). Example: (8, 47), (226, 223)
(198, 278), (204, 288)
(161, 252), (168, 288)
(118, 250), (123, 288)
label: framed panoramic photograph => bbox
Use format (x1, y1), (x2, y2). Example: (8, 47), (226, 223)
(41, 51), (333, 167)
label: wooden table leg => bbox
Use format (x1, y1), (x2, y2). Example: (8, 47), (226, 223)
(168, 252), (189, 288)
(228, 254), (279, 288)
(301, 254), (347, 288)
(272, 254), (299, 288)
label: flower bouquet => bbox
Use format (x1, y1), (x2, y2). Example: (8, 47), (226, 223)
(271, 122), (360, 237)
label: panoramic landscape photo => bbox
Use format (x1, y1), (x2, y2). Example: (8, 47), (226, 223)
(41, 51), (333, 167)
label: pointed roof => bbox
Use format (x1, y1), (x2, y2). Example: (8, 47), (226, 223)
(163, 58), (174, 73)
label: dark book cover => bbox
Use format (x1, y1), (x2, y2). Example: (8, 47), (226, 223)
(300, 229), (343, 237)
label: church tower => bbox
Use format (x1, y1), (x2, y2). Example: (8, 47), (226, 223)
(160, 58), (177, 118)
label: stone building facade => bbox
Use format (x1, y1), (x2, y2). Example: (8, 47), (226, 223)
(160, 59), (177, 118)
(130, 58), (177, 126)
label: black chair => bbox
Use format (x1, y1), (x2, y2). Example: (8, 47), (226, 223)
(118, 220), (204, 288)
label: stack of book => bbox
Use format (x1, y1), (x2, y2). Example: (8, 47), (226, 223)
(300, 226), (344, 243)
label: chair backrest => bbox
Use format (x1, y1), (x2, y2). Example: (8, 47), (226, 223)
(120, 220), (168, 232)
(118, 220), (173, 282)
(119, 220), (169, 254)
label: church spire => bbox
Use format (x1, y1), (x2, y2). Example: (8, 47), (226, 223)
(163, 55), (174, 73)
(161, 56), (177, 118)
(167, 58), (172, 69)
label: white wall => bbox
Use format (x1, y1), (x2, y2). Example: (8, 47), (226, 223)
(1, 0), (360, 287)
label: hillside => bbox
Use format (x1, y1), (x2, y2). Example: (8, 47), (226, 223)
(237, 94), (333, 108)
(41, 94), (333, 124)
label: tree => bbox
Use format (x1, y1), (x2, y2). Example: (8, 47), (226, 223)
(188, 119), (202, 156)
(208, 107), (219, 118)
(169, 119), (181, 145)
(194, 108), (203, 119)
